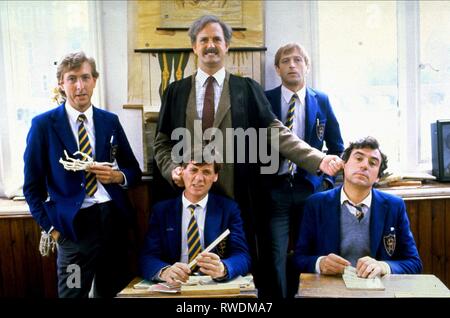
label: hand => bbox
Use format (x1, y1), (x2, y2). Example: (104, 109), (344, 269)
(50, 229), (60, 242)
(160, 262), (191, 285)
(87, 164), (124, 184)
(319, 253), (351, 275)
(196, 252), (227, 279)
(319, 155), (343, 176)
(356, 256), (384, 278)
(171, 166), (184, 187)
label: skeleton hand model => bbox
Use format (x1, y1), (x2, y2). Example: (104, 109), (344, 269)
(59, 150), (113, 172)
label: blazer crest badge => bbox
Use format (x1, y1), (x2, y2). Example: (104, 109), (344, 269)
(316, 120), (325, 141)
(215, 237), (228, 258)
(383, 233), (396, 256)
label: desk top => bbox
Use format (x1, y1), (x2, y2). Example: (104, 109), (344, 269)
(117, 276), (257, 298)
(297, 274), (450, 298)
(379, 182), (450, 200)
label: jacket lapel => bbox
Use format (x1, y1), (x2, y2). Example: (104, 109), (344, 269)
(186, 74), (198, 123)
(304, 88), (319, 143)
(229, 74), (246, 129)
(327, 187), (342, 253)
(185, 74), (203, 149)
(369, 189), (388, 256)
(51, 104), (78, 155)
(204, 195), (221, 248)
(92, 106), (109, 161)
(167, 197), (183, 260)
(213, 73), (231, 128)
(271, 86), (282, 119)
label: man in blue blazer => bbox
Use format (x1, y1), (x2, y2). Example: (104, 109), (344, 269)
(294, 137), (422, 278)
(23, 52), (141, 297)
(264, 43), (344, 298)
(140, 158), (251, 285)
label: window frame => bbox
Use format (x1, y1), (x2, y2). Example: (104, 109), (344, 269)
(0, 1), (104, 198)
(304, 0), (431, 173)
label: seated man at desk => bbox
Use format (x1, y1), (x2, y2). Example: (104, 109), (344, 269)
(140, 155), (251, 286)
(294, 136), (422, 278)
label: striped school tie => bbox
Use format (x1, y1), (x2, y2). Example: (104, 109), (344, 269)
(345, 200), (365, 222)
(285, 94), (298, 176)
(187, 204), (202, 266)
(77, 114), (97, 197)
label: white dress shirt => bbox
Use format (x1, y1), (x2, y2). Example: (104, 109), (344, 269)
(340, 187), (372, 216)
(180, 193), (209, 263)
(195, 67), (225, 119)
(65, 103), (116, 209)
(314, 188), (390, 275)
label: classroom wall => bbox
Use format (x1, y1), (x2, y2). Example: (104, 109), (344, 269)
(100, 1), (144, 171)
(100, 1), (313, 168)
(264, 0), (315, 90)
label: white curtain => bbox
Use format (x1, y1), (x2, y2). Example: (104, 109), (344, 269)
(0, 1), (103, 198)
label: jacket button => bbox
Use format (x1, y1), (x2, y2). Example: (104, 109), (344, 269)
(80, 183), (84, 187)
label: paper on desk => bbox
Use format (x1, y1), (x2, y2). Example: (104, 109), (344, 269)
(342, 266), (385, 290)
(133, 279), (181, 293)
(133, 279), (152, 289)
(225, 275), (254, 288)
(133, 279), (180, 291)
(149, 282), (180, 293)
(133, 274), (254, 290)
(181, 275), (253, 288)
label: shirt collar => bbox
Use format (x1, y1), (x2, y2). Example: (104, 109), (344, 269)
(340, 187), (372, 208)
(196, 67), (225, 88)
(281, 85), (306, 105)
(182, 192), (209, 210)
(65, 101), (93, 125)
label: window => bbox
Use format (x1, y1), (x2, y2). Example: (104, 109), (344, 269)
(312, 1), (450, 173)
(316, 1), (400, 170)
(0, 1), (101, 198)
(419, 1), (450, 164)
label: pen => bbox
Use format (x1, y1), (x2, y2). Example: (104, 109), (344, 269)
(317, 118), (319, 127)
(110, 135), (114, 144)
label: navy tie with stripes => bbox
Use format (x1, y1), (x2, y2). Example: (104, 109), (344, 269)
(285, 94), (298, 176)
(187, 204), (202, 267)
(77, 114), (97, 197)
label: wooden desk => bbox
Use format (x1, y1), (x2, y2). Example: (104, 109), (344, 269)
(297, 273), (450, 298)
(117, 276), (258, 298)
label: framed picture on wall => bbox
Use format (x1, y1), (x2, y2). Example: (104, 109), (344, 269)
(160, 0), (243, 28)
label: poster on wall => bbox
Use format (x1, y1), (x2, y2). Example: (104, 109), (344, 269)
(160, 0), (243, 28)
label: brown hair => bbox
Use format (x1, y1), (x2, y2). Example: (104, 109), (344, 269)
(180, 147), (223, 173)
(56, 51), (99, 98)
(181, 161), (222, 174)
(341, 136), (388, 178)
(188, 15), (232, 45)
(274, 42), (310, 68)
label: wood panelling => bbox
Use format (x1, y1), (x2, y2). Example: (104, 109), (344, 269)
(405, 199), (450, 288)
(0, 183), (150, 298)
(431, 200), (446, 284)
(0, 215), (57, 297)
(1, 192), (449, 296)
(127, 0), (265, 109)
(445, 200), (450, 287)
(126, 182), (152, 276)
(129, 50), (265, 111)
(134, 1), (263, 49)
